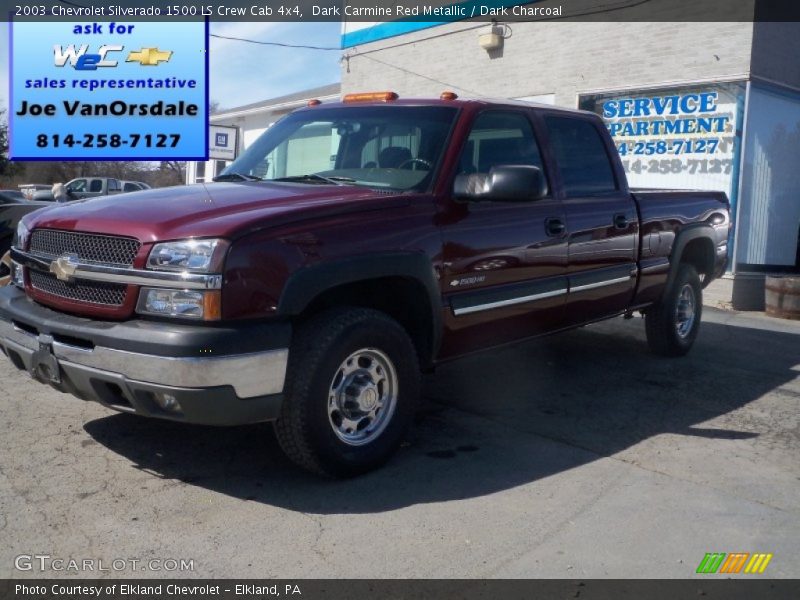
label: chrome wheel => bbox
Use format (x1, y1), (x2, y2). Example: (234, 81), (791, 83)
(0, 251), (11, 287)
(675, 283), (696, 339)
(328, 348), (398, 446)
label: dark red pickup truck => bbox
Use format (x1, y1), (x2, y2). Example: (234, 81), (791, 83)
(0, 93), (729, 476)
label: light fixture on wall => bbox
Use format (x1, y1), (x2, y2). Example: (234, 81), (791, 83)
(479, 22), (504, 52)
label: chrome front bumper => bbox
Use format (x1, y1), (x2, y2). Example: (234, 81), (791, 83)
(0, 317), (289, 425)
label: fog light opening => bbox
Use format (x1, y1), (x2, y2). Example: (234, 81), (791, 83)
(154, 392), (182, 414)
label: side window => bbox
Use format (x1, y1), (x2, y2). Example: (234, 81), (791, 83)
(459, 111), (545, 176)
(89, 179), (104, 192)
(107, 179), (121, 192)
(68, 179), (86, 192)
(544, 116), (617, 196)
(123, 183), (137, 192)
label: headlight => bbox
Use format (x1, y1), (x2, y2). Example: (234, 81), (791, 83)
(12, 262), (24, 288)
(136, 288), (221, 321)
(14, 221), (30, 250)
(147, 239), (225, 272)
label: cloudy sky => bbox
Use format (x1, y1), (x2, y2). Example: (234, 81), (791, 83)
(0, 21), (342, 111)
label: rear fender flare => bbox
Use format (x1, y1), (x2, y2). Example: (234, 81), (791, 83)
(663, 223), (716, 295)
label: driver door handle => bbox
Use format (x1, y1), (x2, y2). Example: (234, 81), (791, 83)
(614, 214), (629, 229)
(545, 217), (566, 237)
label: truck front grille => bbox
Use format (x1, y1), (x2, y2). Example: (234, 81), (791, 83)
(29, 229), (140, 267)
(29, 271), (127, 306)
(27, 229), (139, 308)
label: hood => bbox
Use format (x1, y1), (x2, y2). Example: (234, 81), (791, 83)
(23, 182), (408, 243)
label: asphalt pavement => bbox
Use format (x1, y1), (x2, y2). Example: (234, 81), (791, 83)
(1, 307), (798, 578)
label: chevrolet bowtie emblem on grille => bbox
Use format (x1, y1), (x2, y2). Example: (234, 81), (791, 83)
(49, 254), (79, 282)
(126, 48), (173, 66)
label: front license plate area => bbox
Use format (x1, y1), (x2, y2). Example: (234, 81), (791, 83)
(30, 335), (61, 384)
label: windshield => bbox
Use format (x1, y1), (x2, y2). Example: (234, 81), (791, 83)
(219, 105), (458, 192)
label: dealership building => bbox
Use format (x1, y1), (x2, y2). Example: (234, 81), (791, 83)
(340, 17), (800, 308)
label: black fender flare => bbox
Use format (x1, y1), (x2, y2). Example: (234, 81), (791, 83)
(664, 223), (716, 294)
(277, 252), (442, 360)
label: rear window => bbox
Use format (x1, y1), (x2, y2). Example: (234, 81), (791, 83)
(545, 116), (617, 196)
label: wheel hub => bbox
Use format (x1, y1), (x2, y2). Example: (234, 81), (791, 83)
(675, 284), (696, 339)
(342, 374), (379, 412)
(328, 348), (398, 446)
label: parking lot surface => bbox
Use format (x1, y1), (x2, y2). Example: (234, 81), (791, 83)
(1, 307), (798, 578)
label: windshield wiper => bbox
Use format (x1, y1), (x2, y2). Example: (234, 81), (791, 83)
(212, 172), (262, 182)
(272, 174), (356, 186)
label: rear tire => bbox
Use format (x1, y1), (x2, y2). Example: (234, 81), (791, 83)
(645, 264), (702, 357)
(274, 308), (421, 477)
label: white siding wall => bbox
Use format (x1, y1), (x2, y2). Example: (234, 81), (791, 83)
(342, 22), (754, 107)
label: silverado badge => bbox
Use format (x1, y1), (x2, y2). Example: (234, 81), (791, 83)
(49, 254), (79, 283)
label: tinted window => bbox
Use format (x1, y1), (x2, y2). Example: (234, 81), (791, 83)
(89, 179), (103, 192)
(123, 183), (138, 192)
(459, 111), (545, 175)
(545, 116), (617, 196)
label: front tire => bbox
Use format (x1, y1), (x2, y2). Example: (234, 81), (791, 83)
(275, 308), (421, 477)
(0, 251), (12, 287)
(645, 264), (702, 357)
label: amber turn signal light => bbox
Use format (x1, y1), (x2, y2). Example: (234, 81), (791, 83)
(203, 290), (222, 321)
(440, 91), (458, 101)
(343, 91), (399, 103)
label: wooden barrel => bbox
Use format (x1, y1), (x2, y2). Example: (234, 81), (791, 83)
(765, 275), (800, 320)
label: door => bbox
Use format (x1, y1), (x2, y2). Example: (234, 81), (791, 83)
(542, 114), (638, 324)
(438, 110), (569, 358)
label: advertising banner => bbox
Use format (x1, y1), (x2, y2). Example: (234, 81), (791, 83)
(9, 20), (208, 160)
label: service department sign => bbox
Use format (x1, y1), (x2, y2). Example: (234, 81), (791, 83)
(580, 83), (745, 197)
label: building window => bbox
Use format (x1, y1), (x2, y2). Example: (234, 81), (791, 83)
(735, 83), (800, 271)
(195, 161), (206, 183)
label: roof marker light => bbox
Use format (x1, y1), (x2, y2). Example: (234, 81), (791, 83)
(343, 91), (399, 103)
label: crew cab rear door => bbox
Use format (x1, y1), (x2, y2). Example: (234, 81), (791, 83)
(539, 112), (638, 324)
(438, 109), (569, 358)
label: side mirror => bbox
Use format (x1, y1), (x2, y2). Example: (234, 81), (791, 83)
(454, 165), (547, 202)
